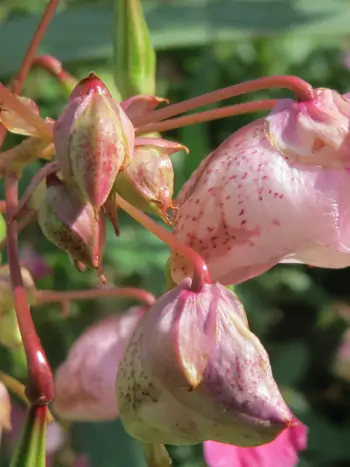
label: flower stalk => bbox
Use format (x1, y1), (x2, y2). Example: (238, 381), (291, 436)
(136, 99), (277, 134)
(132, 75), (313, 127)
(114, 193), (210, 292)
(5, 172), (54, 405)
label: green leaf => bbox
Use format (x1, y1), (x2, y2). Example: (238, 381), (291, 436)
(1, 0), (350, 77)
(271, 341), (310, 386)
(72, 420), (146, 467)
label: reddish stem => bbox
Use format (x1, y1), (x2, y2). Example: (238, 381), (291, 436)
(35, 287), (156, 307)
(5, 173), (54, 405)
(136, 99), (277, 135)
(0, 0), (60, 147)
(132, 75), (313, 127)
(32, 55), (77, 93)
(0, 201), (5, 213)
(114, 193), (210, 292)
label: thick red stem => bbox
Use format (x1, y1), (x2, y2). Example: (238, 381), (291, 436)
(32, 55), (77, 92)
(5, 173), (54, 405)
(136, 99), (277, 135)
(132, 75), (313, 127)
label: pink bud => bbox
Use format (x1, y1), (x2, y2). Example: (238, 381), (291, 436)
(170, 92), (350, 285)
(114, 138), (183, 222)
(37, 174), (99, 269)
(203, 419), (308, 467)
(54, 73), (135, 209)
(117, 279), (292, 446)
(53, 307), (144, 421)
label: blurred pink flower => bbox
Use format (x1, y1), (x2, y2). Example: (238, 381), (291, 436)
(203, 421), (308, 467)
(20, 244), (52, 280)
(54, 307), (144, 421)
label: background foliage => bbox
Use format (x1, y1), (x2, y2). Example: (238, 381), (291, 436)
(2, 0), (350, 466)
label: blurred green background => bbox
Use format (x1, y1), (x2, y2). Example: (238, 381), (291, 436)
(2, 0), (350, 466)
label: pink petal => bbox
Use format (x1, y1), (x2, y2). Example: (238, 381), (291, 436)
(203, 421), (308, 467)
(54, 308), (143, 421)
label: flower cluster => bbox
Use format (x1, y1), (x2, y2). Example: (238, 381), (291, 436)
(3, 0), (350, 466)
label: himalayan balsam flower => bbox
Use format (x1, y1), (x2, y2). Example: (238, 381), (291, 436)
(117, 279), (292, 446)
(203, 420), (308, 467)
(54, 73), (135, 210)
(170, 88), (350, 285)
(53, 307), (144, 420)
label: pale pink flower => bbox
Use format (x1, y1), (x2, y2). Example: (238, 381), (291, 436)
(53, 307), (144, 421)
(170, 88), (350, 285)
(117, 279), (292, 446)
(203, 420), (308, 467)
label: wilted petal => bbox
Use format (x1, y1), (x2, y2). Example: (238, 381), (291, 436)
(171, 113), (350, 285)
(0, 96), (41, 137)
(117, 279), (292, 446)
(122, 95), (168, 121)
(203, 420), (308, 467)
(54, 307), (143, 421)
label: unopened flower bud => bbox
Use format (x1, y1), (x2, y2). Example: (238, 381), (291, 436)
(37, 174), (99, 269)
(54, 73), (135, 209)
(114, 0), (156, 98)
(114, 139), (183, 223)
(53, 307), (143, 421)
(117, 279), (292, 446)
(0, 265), (36, 315)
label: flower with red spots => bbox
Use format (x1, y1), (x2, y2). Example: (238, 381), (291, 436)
(170, 88), (350, 285)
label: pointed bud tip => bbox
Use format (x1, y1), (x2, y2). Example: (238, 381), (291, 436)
(69, 73), (111, 101)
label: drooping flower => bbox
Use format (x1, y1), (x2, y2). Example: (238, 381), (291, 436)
(117, 279), (292, 446)
(54, 73), (135, 210)
(53, 307), (144, 421)
(203, 419), (308, 467)
(170, 88), (350, 285)
(37, 174), (100, 270)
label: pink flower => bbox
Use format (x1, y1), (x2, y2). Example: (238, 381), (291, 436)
(170, 88), (350, 285)
(203, 421), (308, 467)
(117, 279), (292, 446)
(53, 307), (144, 421)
